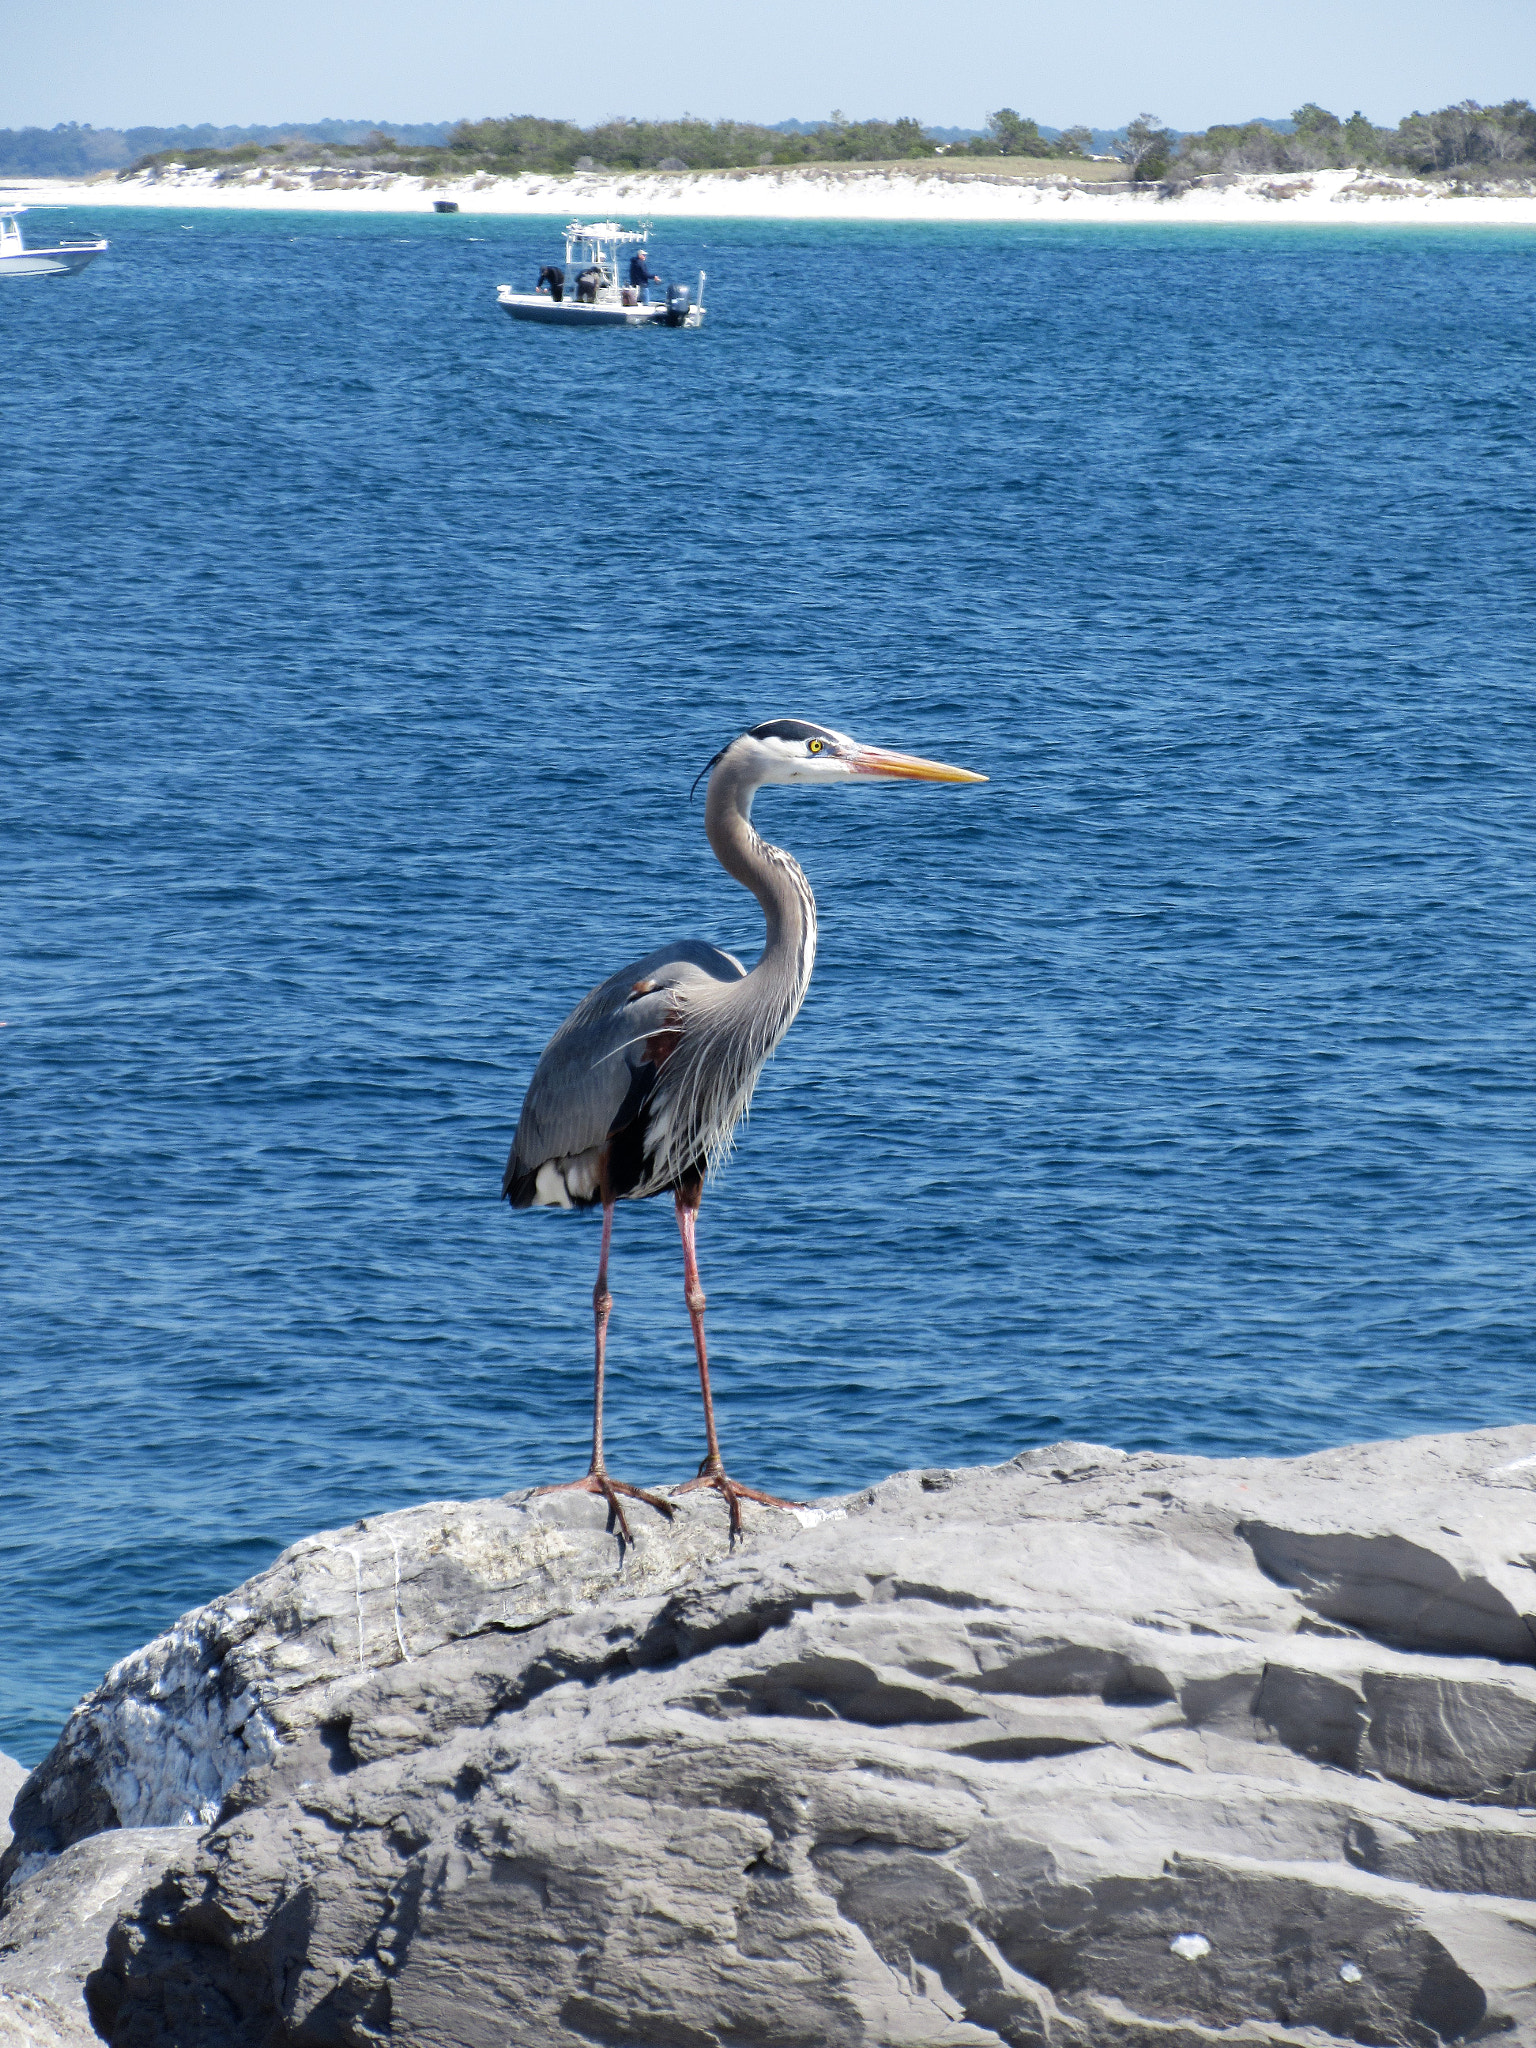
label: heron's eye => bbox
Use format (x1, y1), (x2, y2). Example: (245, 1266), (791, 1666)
(807, 739), (824, 754)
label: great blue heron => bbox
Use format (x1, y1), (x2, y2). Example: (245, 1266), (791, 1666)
(504, 717), (986, 1535)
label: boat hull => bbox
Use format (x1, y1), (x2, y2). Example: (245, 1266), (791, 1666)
(0, 243), (106, 280)
(496, 289), (703, 328)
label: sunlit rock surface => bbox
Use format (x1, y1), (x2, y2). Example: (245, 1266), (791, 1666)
(4, 1428), (1536, 2045)
(0, 1754), (25, 1859)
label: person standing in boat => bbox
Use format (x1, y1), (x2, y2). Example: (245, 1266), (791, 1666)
(628, 246), (661, 304)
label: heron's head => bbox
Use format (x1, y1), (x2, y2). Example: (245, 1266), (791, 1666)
(697, 718), (987, 795)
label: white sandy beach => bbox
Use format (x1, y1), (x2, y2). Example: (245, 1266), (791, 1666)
(8, 161), (1536, 225)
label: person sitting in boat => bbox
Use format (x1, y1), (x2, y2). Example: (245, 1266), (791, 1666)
(537, 264), (565, 303)
(628, 247), (661, 304)
(574, 265), (605, 304)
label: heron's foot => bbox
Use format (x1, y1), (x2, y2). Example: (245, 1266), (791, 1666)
(531, 1472), (676, 1546)
(671, 1464), (806, 1539)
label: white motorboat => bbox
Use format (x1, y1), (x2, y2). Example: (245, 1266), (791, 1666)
(0, 206), (107, 280)
(497, 221), (705, 329)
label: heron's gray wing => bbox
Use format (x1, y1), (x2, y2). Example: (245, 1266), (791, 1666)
(504, 941), (746, 1205)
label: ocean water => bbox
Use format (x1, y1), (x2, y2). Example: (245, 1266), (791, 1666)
(3, 208), (1533, 1764)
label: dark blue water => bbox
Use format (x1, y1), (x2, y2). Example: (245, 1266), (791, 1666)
(3, 207), (1533, 1763)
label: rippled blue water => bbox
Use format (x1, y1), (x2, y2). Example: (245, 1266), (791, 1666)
(3, 207), (1534, 1762)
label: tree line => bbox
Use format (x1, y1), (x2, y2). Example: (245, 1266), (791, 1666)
(0, 121), (451, 178)
(2, 100), (1532, 182)
(384, 101), (1536, 179)
(403, 114), (944, 173)
(212, 101), (1536, 179)
(1127, 100), (1536, 182)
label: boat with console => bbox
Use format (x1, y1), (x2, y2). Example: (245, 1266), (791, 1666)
(496, 221), (705, 329)
(0, 206), (108, 280)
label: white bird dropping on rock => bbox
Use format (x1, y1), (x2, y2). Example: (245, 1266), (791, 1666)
(1170, 1933), (1211, 1960)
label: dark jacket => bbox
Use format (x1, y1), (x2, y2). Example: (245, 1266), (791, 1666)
(628, 253), (659, 287)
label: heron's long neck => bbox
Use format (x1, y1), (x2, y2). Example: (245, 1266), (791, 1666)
(704, 769), (818, 1025)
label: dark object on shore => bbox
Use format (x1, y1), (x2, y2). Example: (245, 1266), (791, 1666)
(503, 720), (984, 1537)
(432, 198), (458, 213)
(537, 263), (565, 302)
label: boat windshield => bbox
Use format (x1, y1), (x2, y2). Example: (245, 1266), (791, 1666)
(562, 220), (651, 274)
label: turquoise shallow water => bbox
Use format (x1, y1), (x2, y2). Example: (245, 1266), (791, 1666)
(2, 208), (1534, 1763)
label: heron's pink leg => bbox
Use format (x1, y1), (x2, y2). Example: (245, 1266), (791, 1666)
(590, 1197), (615, 1472)
(670, 1195), (804, 1537)
(677, 1195), (724, 1470)
(533, 1199), (674, 1543)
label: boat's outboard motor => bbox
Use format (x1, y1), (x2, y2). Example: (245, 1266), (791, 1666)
(664, 281), (692, 327)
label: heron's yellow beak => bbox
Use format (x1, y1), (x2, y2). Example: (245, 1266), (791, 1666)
(848, 745), (988, 784)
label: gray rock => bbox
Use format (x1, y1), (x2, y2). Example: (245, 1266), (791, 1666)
(6, 1428), (1536, 2046)
(0, 1751), (27, 1858)
(0, 1829), (192, 2046)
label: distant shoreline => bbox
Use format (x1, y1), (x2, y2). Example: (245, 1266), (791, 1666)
(9, 163), (1536, 225)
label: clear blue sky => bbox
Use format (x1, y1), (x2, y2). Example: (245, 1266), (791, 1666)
(6, 0), (1532, 133)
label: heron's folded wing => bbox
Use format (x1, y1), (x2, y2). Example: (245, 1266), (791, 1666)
(505, 943), (746, 1196)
